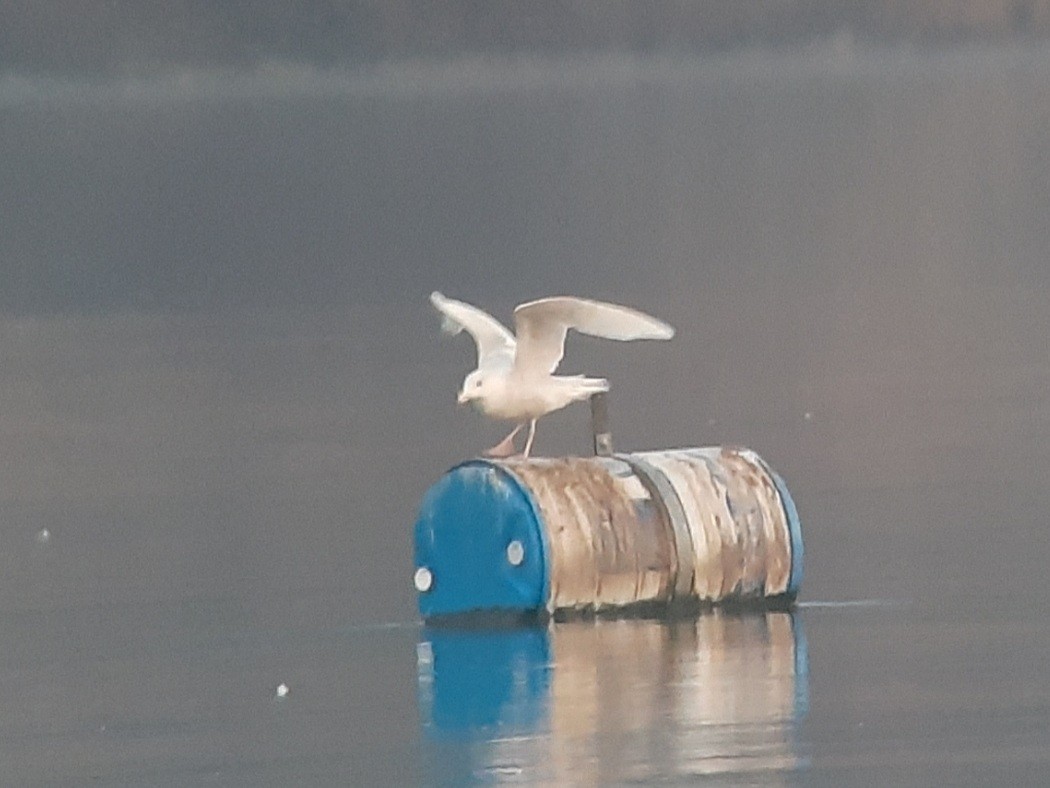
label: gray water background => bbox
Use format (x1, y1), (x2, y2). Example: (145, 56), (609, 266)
(2, 39), (1050, 784)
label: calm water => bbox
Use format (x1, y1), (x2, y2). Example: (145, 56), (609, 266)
(2, 41), (1050, 785)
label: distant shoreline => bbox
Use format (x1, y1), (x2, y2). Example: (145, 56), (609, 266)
(4, 1), (1050, 75)
(6, 38), (1050, 106)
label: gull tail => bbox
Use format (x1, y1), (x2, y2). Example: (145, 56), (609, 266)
(561, 375), (610, 401)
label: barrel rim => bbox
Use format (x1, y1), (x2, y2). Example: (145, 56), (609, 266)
(769, 470), (804, 597)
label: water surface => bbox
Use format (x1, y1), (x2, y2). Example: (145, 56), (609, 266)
(2, 42), (1049, 784)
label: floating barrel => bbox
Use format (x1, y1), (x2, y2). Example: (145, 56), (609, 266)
(413, 448), (803, 620)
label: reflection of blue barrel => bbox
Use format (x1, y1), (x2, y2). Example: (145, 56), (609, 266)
(417, 627), (551, 739)
(413, 448), (803, 620)
(418, 612), (810, 782)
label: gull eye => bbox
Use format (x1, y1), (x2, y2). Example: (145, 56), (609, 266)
(474, 379), (483, 388)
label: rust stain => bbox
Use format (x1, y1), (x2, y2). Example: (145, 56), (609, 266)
(723, 450), (791, 595)
(636, 451), (719, 601)
(718, 451), (768, 596)
(701, 454), (748, 598)
(495, 447), (794, 612)
(502, 457), (675, 611)
(636, 449), (793, 603)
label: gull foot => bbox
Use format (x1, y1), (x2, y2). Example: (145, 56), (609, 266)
(482, 424), (524, 458)
(482, 441), (518, 458)
(483, 434), (520, 458)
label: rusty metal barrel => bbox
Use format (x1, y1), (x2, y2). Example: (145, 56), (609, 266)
(413, 447), (803, 621)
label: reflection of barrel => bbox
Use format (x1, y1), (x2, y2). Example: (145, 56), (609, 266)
(418, 612), (809, 783)
(414, 447), (803, 620)
(417, 628), (551, 739)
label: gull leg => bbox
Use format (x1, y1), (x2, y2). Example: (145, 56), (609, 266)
(483, 424), (523, 458)
(522, 419), (538, 458)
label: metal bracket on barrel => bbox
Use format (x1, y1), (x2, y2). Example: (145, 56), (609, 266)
(590, 392), (614, 457)
(618, 454), (696, 600)
(589, 392), (695, 599)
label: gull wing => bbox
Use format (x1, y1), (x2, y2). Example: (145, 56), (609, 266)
(512, 296), (674, 378)
(430, 291), (516, 370)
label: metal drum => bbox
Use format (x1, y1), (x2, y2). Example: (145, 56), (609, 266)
(413, 448), (803, 621)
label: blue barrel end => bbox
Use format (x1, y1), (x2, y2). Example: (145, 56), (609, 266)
(770, 471), (804, 598)
(414, 461), (548, 620)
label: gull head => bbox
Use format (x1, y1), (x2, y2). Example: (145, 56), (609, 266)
(457, 369), (491, 407)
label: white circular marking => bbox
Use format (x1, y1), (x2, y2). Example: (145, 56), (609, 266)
(414, 566), (433, 592)
(506, 540), (525, 566)
(276, 683), (289, 698)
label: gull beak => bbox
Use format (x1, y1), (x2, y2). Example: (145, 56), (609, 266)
(457, 390), (469, 405)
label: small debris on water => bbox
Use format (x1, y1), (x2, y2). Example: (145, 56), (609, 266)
(482, 766), (523, 778)
(803, 411), (813, 421)
(276, 683), (289, 699)
(36, 529), (51, 545)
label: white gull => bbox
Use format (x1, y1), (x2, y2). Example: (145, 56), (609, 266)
(431, 291), (674, 457)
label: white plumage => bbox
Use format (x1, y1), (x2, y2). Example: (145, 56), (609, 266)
(431, 291), (674, 457)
